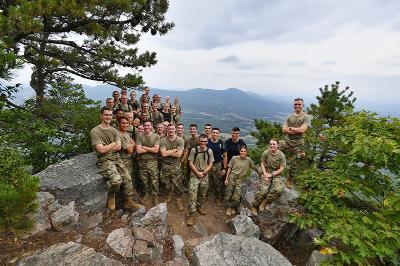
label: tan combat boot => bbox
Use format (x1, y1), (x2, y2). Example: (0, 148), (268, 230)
(258, 199), (268, 212)
(231, 208), (236, 215)
(107, 192), (116, 210)
(226, 207), (232, 216)
(251, 207), (258, 216)
(197, 206), (206, 215)
(176, 198), (184, 212)
(124, 197), (142, 212)
(186, 212), (195, 226)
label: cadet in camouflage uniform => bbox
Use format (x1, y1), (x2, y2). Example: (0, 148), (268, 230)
(225, 146), (258, 216)
(252, 139), (286, 216)
(177, 124), (187, 177)
(183, 124), (199, 187)
(186, 134), (214, 226)
(90, 107), (141, 211)
(280, 98), (312, 188)
(136, 120), (161, 205)
(160, 124), (185, 211)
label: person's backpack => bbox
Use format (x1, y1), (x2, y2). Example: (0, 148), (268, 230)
(191, 146), (211, 171)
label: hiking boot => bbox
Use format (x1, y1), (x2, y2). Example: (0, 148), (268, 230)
(258, 199), (268, 212)
(186, 213), (195, 226)
(285, 177), (293, 189)
(226, 207), (232, 216)
(124, 197), (142, 212)
(251, 207), (258, 216)
(197, 206), (206, 215)
(152, 195), (159, 206)
(231, 208), (236, 215)
(176, 198), (184, 212)
(107, 192), (116, 210)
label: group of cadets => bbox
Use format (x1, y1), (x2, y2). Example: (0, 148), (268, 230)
(91, 88), (311, 226)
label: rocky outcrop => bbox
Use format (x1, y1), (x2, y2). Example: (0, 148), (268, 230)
(228, 215), (261, 238)
(241, 172), (302, 245)
(106, 228), (135, 258)
(18, 242), (123, 266)
(36, 153), (108, 213)
(191, 233), (292, 266)
(50, 201), (79, 231)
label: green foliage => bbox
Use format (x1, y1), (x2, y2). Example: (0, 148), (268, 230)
(0, 141), (39, 232)
(0, 75), (101, 173)
(305, 81), (357, 169)
(0, 0), (174, 98)
(291, 111), (400, 265)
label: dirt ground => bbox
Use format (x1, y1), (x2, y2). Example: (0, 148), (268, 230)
(0, 192), (308, 265)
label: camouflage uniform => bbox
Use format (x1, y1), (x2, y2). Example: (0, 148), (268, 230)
(159, 136), (185, 196)
(90, 125), (133, 197)
(209, 162), (223, 200)
(225, 156), (256, 208)
(137, 132), (160, 196)
(254, 149), (286, 205)
(187, 147), (214, 213)
(280, 112), (311, 178)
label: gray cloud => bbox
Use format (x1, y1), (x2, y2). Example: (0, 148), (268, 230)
(163, 0), (400, 50)
(217, 55), (240, 64)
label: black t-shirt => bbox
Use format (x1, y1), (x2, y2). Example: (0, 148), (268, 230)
(224, 138), (247, 163)
(207, 139), (225, 164)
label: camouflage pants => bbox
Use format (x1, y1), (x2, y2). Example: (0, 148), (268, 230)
(97, 158), (133, 196)
(209, 163), (224, 200)
(188, 174), (209, 213)
(279, 138), (305, 178)
(160, 160), (183, 196)
(254, 177), (284, 206)
(225, 174), (244, 208)
(121, 157), (133, 177)
(138, 159), (159, 196)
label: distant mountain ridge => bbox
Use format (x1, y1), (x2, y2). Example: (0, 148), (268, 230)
(84, 85), (291, 134)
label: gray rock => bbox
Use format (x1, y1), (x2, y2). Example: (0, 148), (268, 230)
(192, 233), (292, 266)
(228, 215), (261, 238)
(18, 242), (123, 266)
(133, 239), (151, 261)
(37, 191), (55, 206)
(36, 153), (108, 213)
(106, 228), (134, 258)
(24, 205), (52, 238)
(80, 213), (103, 230)
(140, 203), (168, 227)
(149, 243), (164, 261)
(242, 172), (301, 245)
(192, 222), (208, 237)
(306, 250), (328, 266)
(129, 206), (146, 227)
(47, 200), (62, 214)
(184, 235), (215, 261)
(172, 235), (185, 258)
(132, 226), (154, 246)
(87, 227), (103, 238)
(50, 201), (79, 231)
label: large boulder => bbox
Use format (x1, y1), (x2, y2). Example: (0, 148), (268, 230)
(36, 153), (108, 213)
(106, 228), (135, 258)
(192, 233), (292, 266)
(18, 242), (123, 266)
(241, 172), (302, 245)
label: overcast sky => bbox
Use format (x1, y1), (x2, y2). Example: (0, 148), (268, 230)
(15, 0), (400, 104)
